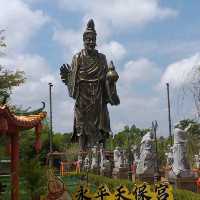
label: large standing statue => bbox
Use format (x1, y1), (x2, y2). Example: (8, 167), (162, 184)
(60, 19), (120, 150)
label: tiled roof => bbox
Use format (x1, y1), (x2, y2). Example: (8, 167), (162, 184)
(0, 105), (46, 129)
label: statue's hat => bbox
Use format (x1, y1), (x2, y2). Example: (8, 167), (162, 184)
(83, 19), (96, 36)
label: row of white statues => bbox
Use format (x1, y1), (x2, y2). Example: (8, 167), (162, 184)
(82, 145), (112, 172)
(79, 121), (198, 179)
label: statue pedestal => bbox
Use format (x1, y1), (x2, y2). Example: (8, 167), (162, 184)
(91, 167), (99, 175)
(100, 168), (112, 177)
(136, 174), (154, 183)
(112, 167), (129, 179)
(169, 177), (198, 192)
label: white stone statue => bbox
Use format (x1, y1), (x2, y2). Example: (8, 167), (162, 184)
(84, 154), (90, 170)
(136, 131), (155, 175)
(121, 149), (128, 167)
(169, 122), (196, 178)
(165, 145), (173, 167)
(113, 146), (123, 168)
(91, 146), (98, 169)
(100, 146), (111, 170)
(194, 154), (200, 169)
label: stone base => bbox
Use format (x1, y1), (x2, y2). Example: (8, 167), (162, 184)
(136, 174), (154, 183)
(91, 168), (100, 175)
(112, 167), (129, 179)
(100, 169), (112, 177)
(168, 177), (198, 192)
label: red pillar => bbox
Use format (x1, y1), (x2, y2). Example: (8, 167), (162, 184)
(11, 131), (19, 200)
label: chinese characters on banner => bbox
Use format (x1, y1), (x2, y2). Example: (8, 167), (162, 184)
(73, 182), (174, 200)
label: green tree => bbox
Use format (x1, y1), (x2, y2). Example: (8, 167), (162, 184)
(110, 125), (149, 149)
(0, 30), (25, 104)
(20, 158), (47, 200)
(0, 30), (26, 160)
(0, 66), (25, 104)
(178, 119), (200, 165)
(157, 136), (171, 167)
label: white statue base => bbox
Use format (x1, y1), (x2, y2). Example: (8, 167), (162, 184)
(112, 167), (129, 179)
(168, 176), (198, 192)
(100, 166), (112, 177)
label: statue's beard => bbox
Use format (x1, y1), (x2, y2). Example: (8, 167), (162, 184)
(84, 43), (96, 51)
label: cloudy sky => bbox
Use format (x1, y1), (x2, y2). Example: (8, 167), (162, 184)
(1, 0), (200, 136)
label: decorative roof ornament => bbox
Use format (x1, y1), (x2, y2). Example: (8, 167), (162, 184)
(14, 101), (46, 116)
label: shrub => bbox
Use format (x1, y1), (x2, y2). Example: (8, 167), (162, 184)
(20, 159), (47, 199)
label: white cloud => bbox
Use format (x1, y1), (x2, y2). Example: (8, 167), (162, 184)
(0, 53), (74, 133)
(158, 53), (200, 127)
(54, 0), (177, 56)
(0, 54), (52, 81)
(53, 28), (127, 63)
(120, 58), (161, 86)
(105, 57), (167, 135)
(109, 90), (167, 135)
(1, 52), (166, 134)
(51, 0), (176, 135)
(99, 41), (126, 62)
(0, 0), (184, 136)
(0, 0), (49, 53)
(53, 29), (82, 60)
(58, 0), (177, 29)
(160, 53), (200, 88)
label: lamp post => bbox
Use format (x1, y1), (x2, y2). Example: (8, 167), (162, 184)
(48, 82), (53, 166)
(152, 120), (160, 183)
(126, 126), (132, 180)
(166, 83), (173, 146)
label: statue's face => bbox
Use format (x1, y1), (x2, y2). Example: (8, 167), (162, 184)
(84, 33), (96, 51)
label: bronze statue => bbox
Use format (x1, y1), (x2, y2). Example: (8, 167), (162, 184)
(60, 19), (120, 151)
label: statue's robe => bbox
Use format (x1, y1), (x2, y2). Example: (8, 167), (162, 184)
(68, 49), (119, 148)
(136, 134), (155, 175)
(172, 128), (190, 176)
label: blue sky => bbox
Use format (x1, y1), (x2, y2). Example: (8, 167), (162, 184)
(1, 0), (200, 136)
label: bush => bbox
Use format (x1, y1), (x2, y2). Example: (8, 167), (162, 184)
(20, 159), (47, 199)
(173, 189), (200, 200)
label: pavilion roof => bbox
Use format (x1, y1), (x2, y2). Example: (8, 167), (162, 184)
(0, 105), (46, 130)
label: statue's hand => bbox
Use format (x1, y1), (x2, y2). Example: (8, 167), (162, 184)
(60, 63), (71, 85)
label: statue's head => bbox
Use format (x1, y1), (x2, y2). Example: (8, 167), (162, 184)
(115, 146), (120, 151)
(83, 19), (97, 51)
(174, 122), (182, 129)
(92, 145), (97, 152)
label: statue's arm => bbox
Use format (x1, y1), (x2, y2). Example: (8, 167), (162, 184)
(184, 123), (192, 132)
(103, 57), (120, 105)
(60, 63), (71, 86)
(60, 56), (76, 98)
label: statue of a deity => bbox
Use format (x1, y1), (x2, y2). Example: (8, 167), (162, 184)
(60, 19), (120, 150)
(136, 131), (155, 176)
(169, 123), (192, 177)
